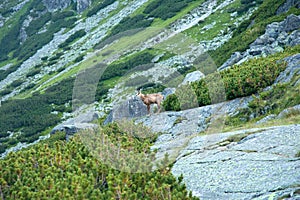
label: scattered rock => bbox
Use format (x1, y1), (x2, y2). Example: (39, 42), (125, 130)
(219, 14), (300, 71)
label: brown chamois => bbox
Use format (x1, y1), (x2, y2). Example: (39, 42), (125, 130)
(136, 90), (164, 114)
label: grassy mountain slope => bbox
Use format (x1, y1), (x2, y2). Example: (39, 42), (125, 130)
(0, 0), (300, 198)
(0, 0), (299, 153)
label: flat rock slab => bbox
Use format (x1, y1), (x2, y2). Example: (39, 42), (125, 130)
(172, 124), (300, 200)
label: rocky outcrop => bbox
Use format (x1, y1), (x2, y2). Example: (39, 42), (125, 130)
(51, 109), (100, 140)
(137, 96), (252, 160)
(42, 0), (72, 11)
(172, 124), (300, 200)
(276, 0), (300, 15)
(219, 14), (300, 71)
(274, 53), (300, 84)
(76, 0), (91, 13)
(42, 0), (91, 12)
(104, 96), (148, 124)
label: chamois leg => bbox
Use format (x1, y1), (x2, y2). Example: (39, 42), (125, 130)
(157, 103), (161, 113)
(147, 104), (150, 115)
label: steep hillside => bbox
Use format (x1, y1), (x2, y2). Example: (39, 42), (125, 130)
(0, 0), (300, 199)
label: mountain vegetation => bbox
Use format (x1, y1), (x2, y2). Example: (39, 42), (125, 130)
(0, 0), (299, 198)
(0, 123), (198, 199)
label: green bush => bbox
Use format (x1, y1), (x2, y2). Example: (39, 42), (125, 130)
(25, 12), (52, 36)
(163, 94), (181, 111)
(52, 10), (75, 22)
(26, 68), (41, 77)
(190, 79), (211, 106)
(165, 53), (287, 111)
(58, 29), (86, 49)
(109, 14), (153, 36)
(86, 0), (116, 17)
(144, 0), (194, 20)
(221, 58), (286, 100)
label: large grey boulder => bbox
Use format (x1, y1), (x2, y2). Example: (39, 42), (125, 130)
(274, 53), (300, 84)
(51, 109), (100, 140)
(161, 87), (176, 99)
(277, 0), (300, 15)
(104, 96), (148, 124)
(218, 52), (243, 71)
(181, 70), (205, 85)
(277, 104), (300, 119)
(281, 14), (300, 32)
(172, 124), (300, 200)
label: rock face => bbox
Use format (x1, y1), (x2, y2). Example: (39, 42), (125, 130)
(51, 109), (100, 140)
(276, 0), (300, 15)
(171, 124), (300, 200)
(104, 96), (148, 124)
(219, 14), (300, 71)
(42, 0), (72, 11)
(42, 0), (91, 12)
(137, 96), (252, 160)
(274, 53), (300, 84)
(76, 0), (91, 13)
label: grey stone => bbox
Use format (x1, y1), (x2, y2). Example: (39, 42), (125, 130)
(181, 70), (205, 85)
(277, 32), (289, 45)
(219, 15), (300, 71)
(277, 104), (300, 119)
(256, 114), (277, 124)
(51, 109), (100, 139)
(137, 96), (252, 161)
(76, 0), (91, 13)
(42, 0), (72, 11)
(276, 0), (300, 15)
(218, 52), (243, 71)
(161, 88), (176, 99)
(171, 124), (300, 200)
(280, 14), (300, 32)
(274, 53), (300, 84)
(287, 30), (300, 46)
(104, 96), (148, 124)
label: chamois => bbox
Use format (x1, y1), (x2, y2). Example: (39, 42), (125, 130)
(136, 90), (164, 114)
